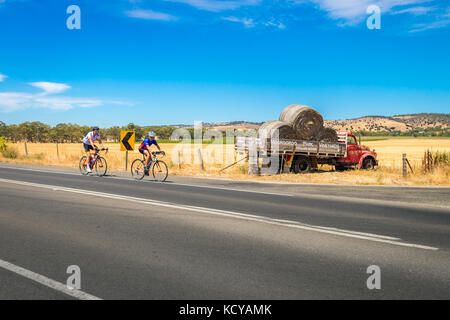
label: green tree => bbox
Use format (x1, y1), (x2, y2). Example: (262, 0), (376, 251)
(0, 121), (6, 137)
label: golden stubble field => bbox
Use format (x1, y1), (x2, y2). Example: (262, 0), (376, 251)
(2, 138), (449, 186)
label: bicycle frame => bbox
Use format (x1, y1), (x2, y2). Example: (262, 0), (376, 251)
(87, 148), (108, 167)
(141, 152), (162, 166)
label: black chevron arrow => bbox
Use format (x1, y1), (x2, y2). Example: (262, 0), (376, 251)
(121, 132), (134, 151)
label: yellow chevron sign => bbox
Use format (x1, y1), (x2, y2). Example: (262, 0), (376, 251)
(120, 131), (135, 151)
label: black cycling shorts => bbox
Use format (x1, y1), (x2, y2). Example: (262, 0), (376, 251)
(83, 143), (94, 153)
(139, 148), (147, 155)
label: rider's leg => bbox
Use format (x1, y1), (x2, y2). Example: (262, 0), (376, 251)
(82, 144), (89, 165)
(86, 150), (94, 172)
(83, 144), (92, 172)
(144, 149), (151, 167)
(83, 143), (93, 167)
(86, 152), (91, 169)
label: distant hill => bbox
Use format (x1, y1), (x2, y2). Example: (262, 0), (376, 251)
(325, 113), (449, 133)
(180, 113), (449, 134)
(173, 121), (263, 130)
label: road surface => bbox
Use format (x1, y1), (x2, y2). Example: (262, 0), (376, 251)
(0, 164), (449, 299)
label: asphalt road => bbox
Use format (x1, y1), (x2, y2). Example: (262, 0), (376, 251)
(0, 164), (449, 299)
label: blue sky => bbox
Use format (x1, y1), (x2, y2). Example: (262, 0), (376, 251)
(0, 0), (449, 126)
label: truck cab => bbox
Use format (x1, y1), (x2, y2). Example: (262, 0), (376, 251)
(335, 132), (378, 171)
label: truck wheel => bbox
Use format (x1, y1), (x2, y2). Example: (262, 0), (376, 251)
(292, 156), (312, 174)
(362, 158), (375, 170)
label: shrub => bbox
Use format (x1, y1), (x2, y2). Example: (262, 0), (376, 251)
(238, 165), (248, 174)
(23, 153), (44, 160)
(423, 150), (450, 171)
(0, 136), (7, 153)
(2, 147), (18, 159)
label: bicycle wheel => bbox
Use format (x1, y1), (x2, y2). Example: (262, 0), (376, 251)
(131, 159), (146, 180)
(152, 160), (168, 182)
(95, 157), (108, 176)
(79, 156), (89, 175)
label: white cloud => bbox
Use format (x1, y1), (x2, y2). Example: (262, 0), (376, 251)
(0, 92), (34, 112)
(301, 0), (434, 24)
(0, 92), (103, 112)
(391, 6), (436, 15)
(125, 9), (178, 21)
(165, 0), (261, 12)
(222, 16), (256, 27)
(0, 74), (7, 82)
(122, 0), (447, 32)
(29, 82), (71, 95)
(409, 11), (450, 32)
(263, 20), (286, 29)
(301, 0), (450, 32)
(0, 80), (131, 112)
(222, 16), (286, 29)
(33, 96), (103, 110)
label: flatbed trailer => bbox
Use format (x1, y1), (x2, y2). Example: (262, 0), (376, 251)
(235, 132), (378, 174)
(235, 135), (347, 158)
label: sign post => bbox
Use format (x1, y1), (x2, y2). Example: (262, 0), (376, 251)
(120, 131), (135, 171)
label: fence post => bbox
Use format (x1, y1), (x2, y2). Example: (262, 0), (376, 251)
(56, 142), (60, 160)
(428, 150), (432, 171)
(248, 141), (260, 176)
(402, 153), (407, 179)
(197, 148), (204, 171)
(24, 141), (28, 156)
(177, 150), (181, 169)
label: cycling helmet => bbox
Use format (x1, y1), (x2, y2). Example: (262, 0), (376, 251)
(93, 126), (100, 131)
(149, 131), (156, 137)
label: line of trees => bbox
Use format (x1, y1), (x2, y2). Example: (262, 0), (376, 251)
(0, 121), (180, 143)
(2, 121), (447, 143)
(353, 127), (449, 137)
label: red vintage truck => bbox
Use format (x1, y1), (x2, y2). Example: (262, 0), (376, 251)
(235, 132), (378, 174)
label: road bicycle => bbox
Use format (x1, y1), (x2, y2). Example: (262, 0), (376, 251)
(79, 148), (108, 176)
(131, 151), (168, 182)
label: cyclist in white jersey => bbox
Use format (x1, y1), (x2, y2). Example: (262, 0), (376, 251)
(82, 127), (104, 173)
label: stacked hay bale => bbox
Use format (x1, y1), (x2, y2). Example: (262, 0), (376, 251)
(315, 127), (338, 142)
(258, 104), (337, 142)
(258, 120), (299, 140)
(279, 105), (323, 140)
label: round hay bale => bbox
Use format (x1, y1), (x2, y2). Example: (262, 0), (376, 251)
(258, 120), (298, 140)
(279, 105), (324, 140)
(315, 127), (338, 142)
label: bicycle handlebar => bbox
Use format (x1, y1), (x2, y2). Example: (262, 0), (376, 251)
(95, 147), (109, 154)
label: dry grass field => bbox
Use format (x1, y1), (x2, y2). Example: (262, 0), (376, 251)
(1, 138), (449, 186)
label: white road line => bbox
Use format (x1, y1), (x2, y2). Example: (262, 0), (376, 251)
(0, 178), (439, 251)
(2, 165), (450, 211)
(0, 258), (102, 300)
(0, 165), (81, 176)
(143, 180), (295, 197)
(0, 165), (294, 197)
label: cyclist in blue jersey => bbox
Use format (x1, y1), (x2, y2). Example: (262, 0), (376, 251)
(139, 131), (162, 174)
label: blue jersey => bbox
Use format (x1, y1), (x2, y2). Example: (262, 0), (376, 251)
(139, 137), (158, 150)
